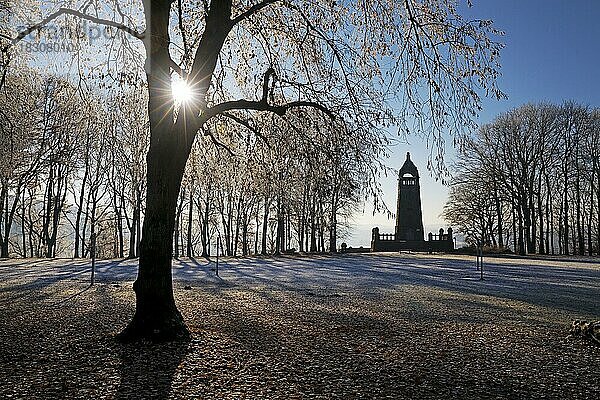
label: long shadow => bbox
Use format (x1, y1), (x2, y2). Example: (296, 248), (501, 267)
(487, 252), (600, 265)
(0, 258), (138, 294)
(50, 284), (92, 306)
(205, 253), (600, 317)
(115, 339), (190, 400)
(364, 254), (600, 316)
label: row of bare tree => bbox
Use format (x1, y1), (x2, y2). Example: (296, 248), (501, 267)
(0, 70), (385, 259)
(444, 102), (600, 256)
(0, 71), (148, 259)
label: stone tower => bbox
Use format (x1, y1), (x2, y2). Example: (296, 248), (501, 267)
(395, 152), (424, 241)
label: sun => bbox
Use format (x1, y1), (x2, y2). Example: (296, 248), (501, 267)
(171, 77), (194, 104)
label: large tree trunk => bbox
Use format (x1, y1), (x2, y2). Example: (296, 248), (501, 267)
(21, 189), (26, 258)
(173, 191), (183, 259)
(517, 203), (525, 255)
(254, 210), (259, 255)
(275, 195), (282, 255)
(1, 186), (21, 258)
(298, 185), (306, 253)
(575, 167), (584, 255)
(537, 176), (545, 254)
(114, 192), (125, 258)
(329, 192), (337, 253)
(528, 190), (536, 254)
(201, 189), (210, 257)
(545, 173), (553, 255)
(118, 0), (190, 341)
(128, 205), (138, 259)
(493, 182), (503, 248)
(118, 125), (191, 342)
(597, 173), (600, 255)
(233, 196), (242, 256)
(563, 169), (570, 255)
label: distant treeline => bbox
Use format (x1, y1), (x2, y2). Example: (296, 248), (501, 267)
(0, 71), (386, 259)
(444, 102), (600, 256)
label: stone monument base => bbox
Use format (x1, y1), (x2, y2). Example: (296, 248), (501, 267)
(370, 227), (454, 253)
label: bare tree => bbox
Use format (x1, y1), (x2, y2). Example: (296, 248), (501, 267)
(446, 102), (599, 256)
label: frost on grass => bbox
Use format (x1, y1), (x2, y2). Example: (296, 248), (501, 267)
(0, 254), (599, 399)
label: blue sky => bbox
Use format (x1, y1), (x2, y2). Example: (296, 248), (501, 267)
(347, 0), (600, 246)
(473, 0), (600, 120)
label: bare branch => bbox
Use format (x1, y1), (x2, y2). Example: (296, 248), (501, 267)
(202, 127), (235, 156)
(231, 0), (280, 25)
(262, 66), (275, 102)
(222, 111), (271, 147)
(200, 98), (334, 126)
(169, 58), (187, 79)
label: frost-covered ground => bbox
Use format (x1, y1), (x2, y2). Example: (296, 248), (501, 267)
(1, 253), (599, 316)
(0, 253), (599, 399)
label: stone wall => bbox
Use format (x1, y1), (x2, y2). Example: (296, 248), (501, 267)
(370, 227), (454, 253)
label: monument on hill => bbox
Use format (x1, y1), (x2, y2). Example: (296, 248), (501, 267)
(371, 152), (454, 252)
(395, 152), (424, 241)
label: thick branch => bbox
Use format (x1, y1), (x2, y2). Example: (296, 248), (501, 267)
(177, 0), (190, 59)
(198, 68), (335, 125)
(169, 58), (187, 78)
(187, 0), (232, 114)
(222, 112), (271, 146)
(200, 99), (334, 126)
(262, 67), (275, 102)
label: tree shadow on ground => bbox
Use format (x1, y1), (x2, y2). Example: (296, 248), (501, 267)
(115, 339), (190, 399)
(50, 284), (92, 306)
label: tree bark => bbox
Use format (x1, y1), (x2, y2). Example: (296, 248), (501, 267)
(118, 0), (197, 342)
(537, 176), (545, 254)
(74, 141), (90, 258)
(118, 123), (191, 342)
(261, 197), (269, 255)
(329, 191), (337, 253)
(186, 187), (194, 257)
(563, 169), (570, 255)
(21, 189), (26, 258)
(493, 182), (503, 248)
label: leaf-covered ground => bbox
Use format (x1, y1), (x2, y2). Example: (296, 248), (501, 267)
(0, 253), (599, 399)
